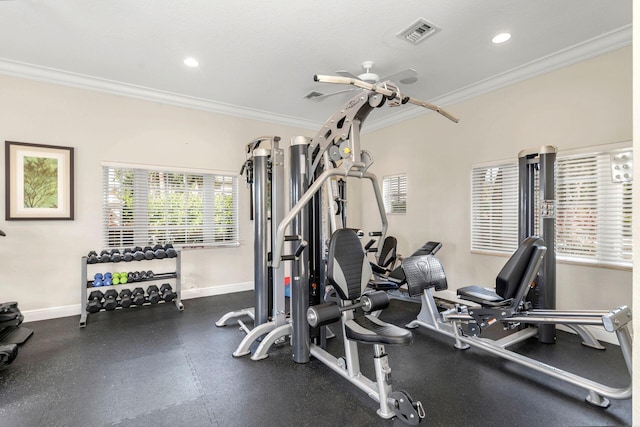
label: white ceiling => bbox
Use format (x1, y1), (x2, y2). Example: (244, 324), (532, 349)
(0, 0), (632, 131)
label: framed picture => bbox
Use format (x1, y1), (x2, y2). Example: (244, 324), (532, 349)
(5, 141), (75, 220)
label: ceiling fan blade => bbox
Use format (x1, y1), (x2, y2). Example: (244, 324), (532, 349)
(336, 70), (360, 79)
(309, 88), (358, 100)
(379, 68), (418, 84)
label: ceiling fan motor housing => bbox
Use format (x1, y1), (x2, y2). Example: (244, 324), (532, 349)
(358, 72), (379, 83)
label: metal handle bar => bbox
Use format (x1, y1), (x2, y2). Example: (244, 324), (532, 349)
(272, 167), (387, 268)
(280, 240), (308, 262)
(314, 74), (460, 123)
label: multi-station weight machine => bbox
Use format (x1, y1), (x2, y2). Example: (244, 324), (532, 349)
(215, 136), (297, 359)
(404, 146), (632, 408)
(218, 75), (459, 423)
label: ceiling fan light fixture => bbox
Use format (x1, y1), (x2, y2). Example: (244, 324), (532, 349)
(184, 57), (200, 67)
(358, 72), (379, 83)
(492, 33), (512, 44)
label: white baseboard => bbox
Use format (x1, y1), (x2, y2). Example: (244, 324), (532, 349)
(22, 282), (254, 323)
(181, 282), (253, 300)
(23, 304), (81, 323)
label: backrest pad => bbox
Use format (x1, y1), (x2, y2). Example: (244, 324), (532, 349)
(377, 236), (398, 268)
(496, 236), (546, 300)
(401, 255), (448, 297)
(328, 228), (373, 301)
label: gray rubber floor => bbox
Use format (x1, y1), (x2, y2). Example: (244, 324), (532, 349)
(0, 291), (631, 426)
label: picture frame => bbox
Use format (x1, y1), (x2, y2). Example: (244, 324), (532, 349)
(5, 141), (75, 220)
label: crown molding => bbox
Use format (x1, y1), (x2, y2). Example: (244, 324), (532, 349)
(0, 59), (321, 131)
(364, 24), (632, 133)
(0, 24), (631, 134)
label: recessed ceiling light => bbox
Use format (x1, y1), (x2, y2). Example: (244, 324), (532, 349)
(184, 57), (199, 67)
(492, 33), (511, 44)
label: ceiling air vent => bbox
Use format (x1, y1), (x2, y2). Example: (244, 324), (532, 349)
(304, 91), (325, 100)
(397, 18), (440, 45)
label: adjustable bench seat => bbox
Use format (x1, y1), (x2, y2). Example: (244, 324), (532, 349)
(456, 236), (546, 310)
(328, 228), (414, 348)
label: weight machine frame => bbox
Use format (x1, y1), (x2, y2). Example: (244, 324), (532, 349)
(264, 75), (458, 422)
(215, 136), (293, 360)
(406, 147), (632, 408)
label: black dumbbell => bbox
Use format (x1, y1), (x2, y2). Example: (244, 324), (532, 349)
(143, 246), (155, 260)
(132, 247), (145, 261)
(87, 251), (99, 264)
(138, 270), (154, 281)
(110, 249), (122, 263)
(122, 248), (133, 262)
(100, 250), (111, 263)
(153, 244), (167, 259)
(103, 290), (118, 311)
(165, 244), (177, 258)
(127, 272), (136, 283)
(119, 289), (132, 308)
(160, 284), (176, 302)
(87, 290), (104, 313)
(132, 287), (146, 305)
(146, 285), (160, 304)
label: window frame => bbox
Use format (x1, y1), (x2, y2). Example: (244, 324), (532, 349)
(470, 161), (519, 254)
(382, 173), (407, 215)
(470, 143), (632, 270)
(102, 162), (239, 250)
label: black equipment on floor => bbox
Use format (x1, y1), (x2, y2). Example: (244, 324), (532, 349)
(0, 229), (33, 369)
(0, 301), (34, 369)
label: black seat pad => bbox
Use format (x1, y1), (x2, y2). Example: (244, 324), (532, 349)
(345, 314), (412, 346)
(457, 285), (511, 307)
(457, 285), (502, 301)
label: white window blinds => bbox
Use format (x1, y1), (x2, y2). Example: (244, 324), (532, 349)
(103, 166), (239, 249)
(470, 146), (633, 268)
(383, 174), (407, 214)
(471, 163), (519, 253)
(556, 149), (633, 267)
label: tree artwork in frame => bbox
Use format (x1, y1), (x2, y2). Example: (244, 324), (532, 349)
(5, 141), (75, 220)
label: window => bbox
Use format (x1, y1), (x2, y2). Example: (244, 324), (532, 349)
(556, 150), (633, 267)
(383, 174), (407, 214)
(471, 145), (633, 268)
(470, 163), (519, 253)
(103, 164), (239, 249)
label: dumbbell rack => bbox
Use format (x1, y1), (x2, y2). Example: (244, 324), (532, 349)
(79, 251), (183, 327)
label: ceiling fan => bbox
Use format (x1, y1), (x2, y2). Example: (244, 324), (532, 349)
(308, 61), (418, 100)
